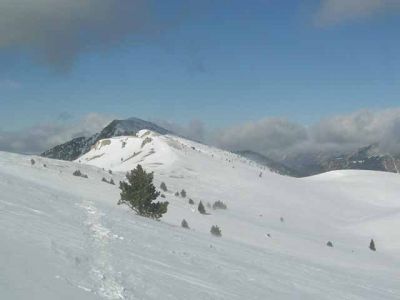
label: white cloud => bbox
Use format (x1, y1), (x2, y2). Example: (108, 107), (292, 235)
(213, 108), (400, 158)
(0, 113), (112, 154)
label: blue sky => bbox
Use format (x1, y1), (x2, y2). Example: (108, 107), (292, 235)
(0, 0), (399, 132)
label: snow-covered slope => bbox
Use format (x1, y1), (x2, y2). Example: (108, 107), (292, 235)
(1, 131), (400, 299)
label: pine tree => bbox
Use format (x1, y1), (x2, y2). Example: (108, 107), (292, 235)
(212, 200), (227, 210)
(210, 225), (222, 237)
(180, 189), (187, 198)
(160, 182), (168, 192)
(181, 219), (189, 229)
(198, 201), (206, 214)
(118, 164), (168, 219)
(369, 239), (376, 251)
(326, 241), (333, 247)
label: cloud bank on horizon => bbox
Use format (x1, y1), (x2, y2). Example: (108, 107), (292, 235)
(214, 109), (400, 158)
(1, 109), (400, 158)
(0, 113), (112, 154)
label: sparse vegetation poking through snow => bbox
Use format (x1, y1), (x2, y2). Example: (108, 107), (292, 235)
(141, 137), (152, 148)
(30, 158), (35, 165)
(212, 200), (227, 210)
(118, 164), (168, 219)
(327, 241), (333, 247)
(181, 219), (189, 229)
(198, 201), (206, 214)
(180, 189), (186, 198)
(108, 170), (113, 175)
(210, 225), (222, 237)
(73, 170), (88, 178)
(188, 198), (195, 205)
(160, 182), (168, 192)
(102, 177), (115, 185)
(370, 239), (376, 251)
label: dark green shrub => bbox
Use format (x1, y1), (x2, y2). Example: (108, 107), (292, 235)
(180, 189), (187, 198)
(212, 201), (227, 210)
(118, 164), (168, 219)
(370, 239), (376, 251)
(73, 170), (88, 178)
(198, 201), (206, 214)
(210, 225), (221, 237)
(160, 182), (168, 192)
(181, 219), (189, 229)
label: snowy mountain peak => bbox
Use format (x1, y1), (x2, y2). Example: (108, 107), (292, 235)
(41, 117), (170, 161)
(76, 129), (267, 177)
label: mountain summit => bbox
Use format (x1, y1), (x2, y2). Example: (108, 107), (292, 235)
(41, 118), (170, 161)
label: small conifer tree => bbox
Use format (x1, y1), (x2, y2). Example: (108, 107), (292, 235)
(160, 182), (168, 192)
(210, 225), (222, 237)
(198, 201), (206, 214)
(188, 198), (195, 205)
(369, 239), (376, 251)
(30, 158), (35, 165)
(181, 219), (189, 229)
(327, 241), (333, 247)
(73, 170), (88, 178)
(118, 164), (168, 219)
(212, 200), (227, 210)
(110, 178), (115, 185)
(180, 189), (187, 198)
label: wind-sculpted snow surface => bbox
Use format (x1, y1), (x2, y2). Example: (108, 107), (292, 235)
(1, 132), (400, 299)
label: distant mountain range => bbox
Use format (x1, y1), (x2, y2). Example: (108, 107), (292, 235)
(234, 150), (302, 177)
(42, 117), (400, 177)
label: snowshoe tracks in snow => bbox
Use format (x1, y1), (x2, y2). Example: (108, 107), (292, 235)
(80, 200), (126, 299)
